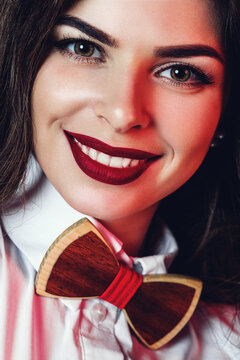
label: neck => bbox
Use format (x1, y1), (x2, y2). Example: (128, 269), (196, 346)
(99, 204), (158, 256)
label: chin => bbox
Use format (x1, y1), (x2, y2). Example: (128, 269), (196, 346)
(58, 182), (154, 222)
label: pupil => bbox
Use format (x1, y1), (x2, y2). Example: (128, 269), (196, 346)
(171, 67), (190, 82)
(74, 41), (94, 57)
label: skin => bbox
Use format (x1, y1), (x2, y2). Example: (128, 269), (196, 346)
(32, 0), (224, 255)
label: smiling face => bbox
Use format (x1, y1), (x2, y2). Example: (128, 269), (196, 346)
(32, 0), (224, 222)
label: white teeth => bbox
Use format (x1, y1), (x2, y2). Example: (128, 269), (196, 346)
(74, 137), (142, 168)
(97, 152), (111, 166)
(122, 158), (132, 168)
(74, 137), (82, 148)
(109, 156), (123, 168)
(130, 159), (140, 167)
(82, 145), (88, 154)
(88, 148), (98, 161)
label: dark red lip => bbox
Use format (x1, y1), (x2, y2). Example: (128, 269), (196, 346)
(64, 130), (161, 185)
(64, 130), (157, 159)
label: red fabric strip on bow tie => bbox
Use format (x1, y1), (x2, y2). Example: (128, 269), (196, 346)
(99, 264), (143, 309)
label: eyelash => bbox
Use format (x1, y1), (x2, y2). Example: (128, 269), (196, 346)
(54, 36), (215, 88)
(153, 63), (215, 88)
(54, 36), (106, 64)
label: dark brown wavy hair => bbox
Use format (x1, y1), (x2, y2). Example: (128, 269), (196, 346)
(0, 0), (240, 305)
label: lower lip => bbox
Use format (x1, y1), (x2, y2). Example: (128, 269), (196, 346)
(65, 133), (160, 185)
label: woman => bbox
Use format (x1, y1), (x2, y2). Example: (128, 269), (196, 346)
(0, 0), (240, 358)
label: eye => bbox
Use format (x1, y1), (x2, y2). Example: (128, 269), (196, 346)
(159, 65), (198, 83)
(154, 64), (214, 87)
(67, 39), (101, 58)
(168, 66), (191, 82)
(54, 37), (106, 64)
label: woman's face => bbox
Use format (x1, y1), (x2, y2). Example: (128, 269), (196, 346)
(32, 0), (224, 221)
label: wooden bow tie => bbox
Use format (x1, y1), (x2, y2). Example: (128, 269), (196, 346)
(35, 218), (202, 350)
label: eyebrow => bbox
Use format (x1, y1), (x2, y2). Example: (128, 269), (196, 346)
(154, 45), (224, 64)
(56, 16), (119, 47)
(56, 16), (224, 64)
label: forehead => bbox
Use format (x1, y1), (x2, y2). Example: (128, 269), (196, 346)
(65, 0), (221, 50)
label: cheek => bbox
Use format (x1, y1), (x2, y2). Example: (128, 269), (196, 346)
(152, 88), (222, 155)
(31, 55), (104, 126)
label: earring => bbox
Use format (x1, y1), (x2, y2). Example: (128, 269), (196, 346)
(210, 132), (225, 148)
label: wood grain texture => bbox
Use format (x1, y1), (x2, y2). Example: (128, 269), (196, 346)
(35, 218), (119, 298)
(124, 274), (202, 349)
(46, 231), (119, 297)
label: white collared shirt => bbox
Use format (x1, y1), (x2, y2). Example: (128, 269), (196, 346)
(0, 159), (239, 359)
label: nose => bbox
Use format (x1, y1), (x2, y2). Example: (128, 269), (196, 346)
(94, 63), (152, 133)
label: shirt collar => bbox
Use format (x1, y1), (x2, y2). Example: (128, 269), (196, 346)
(2, 156), (178, 310)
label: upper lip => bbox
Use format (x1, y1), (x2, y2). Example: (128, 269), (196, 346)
(64, 130), (160, 159)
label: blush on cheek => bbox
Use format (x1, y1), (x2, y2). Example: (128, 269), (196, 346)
(32, 55), (102, 124)
(153, 89), (221, 152)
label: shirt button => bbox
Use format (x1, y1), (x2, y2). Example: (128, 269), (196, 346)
(91, 303), (108, 324)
